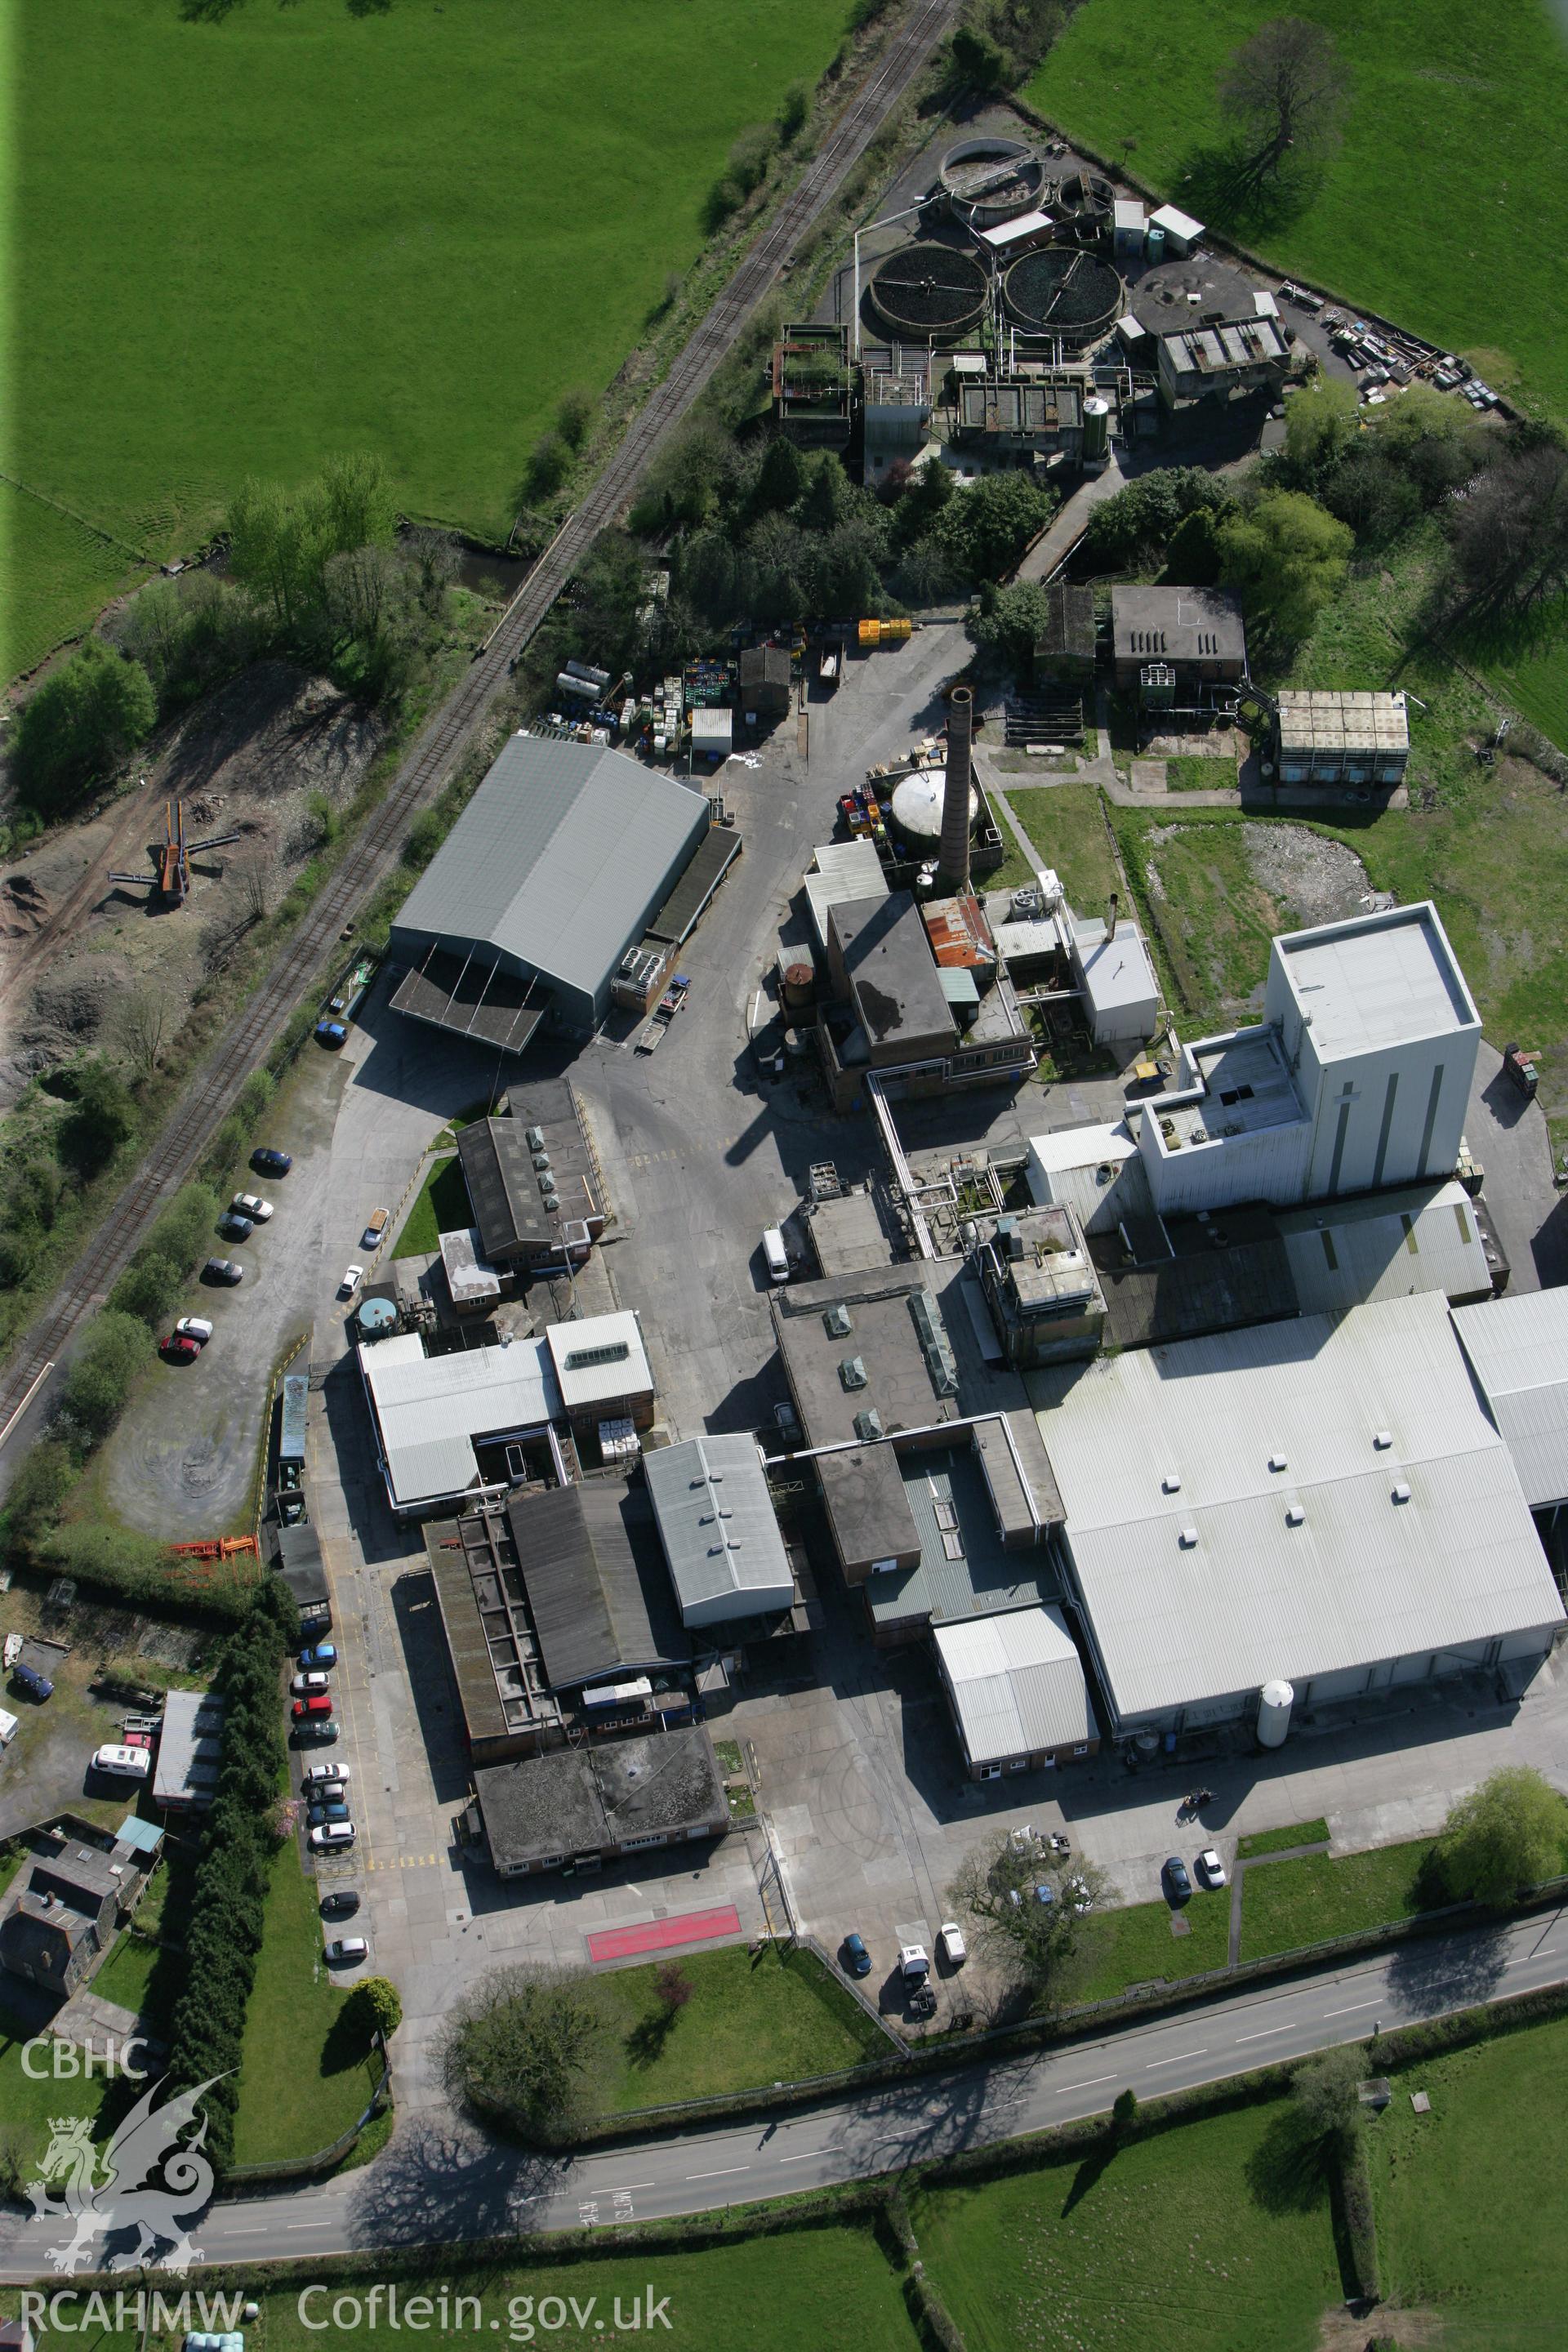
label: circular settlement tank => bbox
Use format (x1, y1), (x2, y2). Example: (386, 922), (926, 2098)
(1003, 247), (1123, 344)
(357, 1295), (399, 1339)
(939, 134), (1046, 229)
(1056, 168), (1115, 234)
(1083, 396), (1111, 460)
(890, 764), (978, 844)
(1257, 1679), (1295, 1748)
(870, 243), (988, 339)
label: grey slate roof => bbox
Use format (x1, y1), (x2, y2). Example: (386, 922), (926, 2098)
(394, 733), (709, 1000)
(507, 1482), (688, 1690)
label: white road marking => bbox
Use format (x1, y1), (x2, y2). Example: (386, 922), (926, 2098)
(778, 2151), (825, 2163)
(1056, 2074), (1117, 2094)
(1146, 2049), (1208, 2069)
(608, 2182), (656, 2193)
(225, 2228), (267, 2236)
(687, 2166), (750, 2181)
(1234, 2024), (1294, 2042)
(1505, 1949), (1554, 1966)
(1323, 2001), (1380, 2017)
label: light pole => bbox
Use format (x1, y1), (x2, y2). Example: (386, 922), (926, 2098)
(851, 198), (932, 359)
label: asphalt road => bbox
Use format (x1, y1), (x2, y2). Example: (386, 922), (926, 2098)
(2, 1910), (1560, 2279)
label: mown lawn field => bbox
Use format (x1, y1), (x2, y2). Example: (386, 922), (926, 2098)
(1061, 1886), (1232, 2004)
(997, 782), (1121, 908)
(1024, 0), (1568, 424)
(2, 0), (851, 679)
(914, 2097), (1340, 2352)
(0, 482), (146, 681)
(391, 1152), (470, 1258)
(1236, 1837), (1441, 1962)
(586, 1942), (888, 2115)
(230, 1839), (381, 2167)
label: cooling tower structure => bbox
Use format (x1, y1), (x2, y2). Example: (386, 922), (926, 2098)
(937, 688), (975, 894)
(869, 244), (989, 340)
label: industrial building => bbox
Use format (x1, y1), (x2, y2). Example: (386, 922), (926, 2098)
(1109, 586), (1247, 697)
(805, 840), (889, 957)
(972, 1202), (1107, 1366)
(739, 644), (793, 718)
(819, 891), (1036, 1106)
(545, 1311), (656, 1441)
(951, 372), (1086, 466)
(933, 1607), (1098, 1777)
(1036, 1292), (1564, 1739)
(1154, 309), (1289, 407)
(772, 322), (853, 449)
(474, 1727), (728, 1878)
(807, 1187), (894, 1278)
(153, 1688), (225, 1811)
(390, 733), (713, 1039)
(982, 874), (1160, 1053)
(644, 1435), (795, 1628)
(457, 1088), (606, 1273)
(1452, 1287), (1568, 1509)
(1135, 905), (1481, 1215)
(1032, 581), (1098, 681)
(1271, 690), (1410, 788)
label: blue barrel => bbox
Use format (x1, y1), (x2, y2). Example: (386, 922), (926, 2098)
(1146, 225), (1165, 264)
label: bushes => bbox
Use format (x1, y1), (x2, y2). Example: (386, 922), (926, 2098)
(1338, 2129), (1381, 2303)
(9, 639), (157, 816)
(55, 1059), (136, 1181)
(58, 1309), (151, 1443)
(42, 1521), (178, 1606)
(161, 1579), (296, 2174)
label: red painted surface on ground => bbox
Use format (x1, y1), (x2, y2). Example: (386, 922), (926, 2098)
(587, 1904), (742, 1963)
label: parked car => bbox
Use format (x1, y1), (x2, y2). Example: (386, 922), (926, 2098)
(314, 1018), (348, 1049)
(1164, 1855), (1193, 1902)
(0, 1708), (17, 1745)
(1196, 1848), (1228, 1889)
(160, 1333), (201, 1362)
(1063, 1873), (1095, 1913)
(338, 1263), (364, 1298)
(325, 1936), (369, 1967)
(843, 1931), (872, 1978)
(297, 1719), (340, 1744)
(203, 1257), (243, 1285)
(320, 1887), (360, 1918)
(292, 1694), (332, 1721)
(252, 1147), (293, 1176)
(122, 1731), (154, 1752)
(216, 1212), (254, 1242)
(299, 1643), (338, 1671)
(361, 1209), (390, 1250)
(307, 1799), (350, 1828)
(938, 1922), (968, 1967)
(303, 1759), (349, 1785)
(91, 1744), (150, 1780)
(10, 1662), (53, 1703)
(310, 1820), (355, 1851)
(173, 1316), (214, 1343)
(291, 1671), (331, 1697)
(232, 1193), (274, 1222)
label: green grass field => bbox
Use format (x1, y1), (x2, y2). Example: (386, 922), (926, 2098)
(1237, 1837), (1440, 1962)
(1062, 1886), (1232, 2004)
(0, 481), (147, 679)
(391, 1152), (471, 1258)
(914, 2098), (1340, 2352)
(2, 0), (850, 679)
(586, 1943), (887, 2114)
(1024, 0), (1568, 422)
(1112, 804), (1286, 1028)
(996, 782), (1121, 908)
(230, 1839), (381, 2167)
(1236, 1819), (1330, 1860)
(1164, 753), (1239, 793)
(1371, 2011), (1568, 2340)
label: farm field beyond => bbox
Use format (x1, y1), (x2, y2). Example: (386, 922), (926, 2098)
(1024, 0), (1568, 424)
(0, 0), (850, 679)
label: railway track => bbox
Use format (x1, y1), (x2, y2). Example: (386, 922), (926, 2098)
(0, 0), (961, 1450)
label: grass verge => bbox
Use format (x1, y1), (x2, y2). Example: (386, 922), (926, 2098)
(1164, 754), (1238, 793)
(230, 1840), (382, 2169)
(1062, 1886), (1232, 2004)
(391, 1153), (471, 1259)
(996, 782), (1121, 910)
(1237, 1838), (1441, 1963)
(1236, 1820), (1330, 1860)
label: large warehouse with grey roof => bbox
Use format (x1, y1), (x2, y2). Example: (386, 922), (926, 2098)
(390, 732), (714, 1037)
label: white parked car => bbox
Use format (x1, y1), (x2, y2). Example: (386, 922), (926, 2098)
(938, 1921), (967, 1967)
(1196, 1847), (1229, 1889)
(291, 1671), (331, 1696)
(325, 1936), (369, 1967)
(338, 1263), (365, 1298)
(898, 1944), (930, 1983)
(302, 1760), (349, 1786)
(310, 1821), (356, 1851)
(232, 1193), (274, 1222)
(174, 1316), (214, 1343)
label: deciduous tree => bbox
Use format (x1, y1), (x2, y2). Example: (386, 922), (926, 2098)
(944, 1830), (1109, 1993)
(10, 641), (156, 814)
(439, 1965), (608, 2143)
(1437, 1766), (1568, 1904)
(1291, 2044), (1364, 2149)
(1218, 488), (1352, 641)
(1218, 18), (1349, 196)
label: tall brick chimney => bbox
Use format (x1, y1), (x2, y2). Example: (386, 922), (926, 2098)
(937, 688), (973, 894)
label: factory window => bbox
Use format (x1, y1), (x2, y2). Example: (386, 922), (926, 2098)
(621, 1833), (666, 1851)
(1071, 1744), (1089, 1757)
(977, 1764), (1001, 1780)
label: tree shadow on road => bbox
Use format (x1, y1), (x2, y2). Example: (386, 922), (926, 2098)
(346, 2112), (567, 2247)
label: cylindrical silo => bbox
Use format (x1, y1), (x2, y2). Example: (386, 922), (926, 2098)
(1257, 1680), (1295, 1748)
(1082, 397), (1111, 461)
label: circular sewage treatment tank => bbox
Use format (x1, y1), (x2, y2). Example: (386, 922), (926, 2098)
(938, 135), (1047, 228)
(1003, 247), (1123, 343)
(869, 243), (988, 338)
(889, 765), (978, 844)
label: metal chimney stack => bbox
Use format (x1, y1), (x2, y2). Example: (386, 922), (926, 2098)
(938, 688), (974, 893)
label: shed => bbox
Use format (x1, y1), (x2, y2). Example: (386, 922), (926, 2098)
(933, 1606), (1096, 1775)
(739, 644), (793, 715)
(154, 1689), (225, 1810)
(690, 708), (733, 759)
(1148, 203), (1205, 256)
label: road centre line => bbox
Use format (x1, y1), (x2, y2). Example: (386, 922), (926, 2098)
(1056, 2074), (1118, 2093)
(1322, 2001), (1379, 2017)
(608, 2182), (656, 2194)
(687, 2167), (750, 2181)
(1505, 1949), (1554, 1965)
(1234, 2024), (1294, 2042)
(1146, 2050), (1207, 2069)
(778, 2152), (824, 2163)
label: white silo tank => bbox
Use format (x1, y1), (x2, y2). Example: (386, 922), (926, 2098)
(1257, 1680), (1294, 1748)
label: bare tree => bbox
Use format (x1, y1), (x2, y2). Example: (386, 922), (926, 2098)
(235, 849), (272, 927)
(945, 1829), (1111, 1997)
(323, 543), (403, 644)
(114, 983), (173, 1080)
(1219, 18), (1348, 194)
(1446, 439), (1568, 620)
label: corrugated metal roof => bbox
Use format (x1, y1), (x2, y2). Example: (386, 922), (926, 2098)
(394, 733), (708, 1000)
(1453, 1289), (1568, 1507)
(1036, 1293), (1561, 1722)
(546, 1312), (652, 1410)
(1275, 904), (1477, 1056)
(153, 1688), (225, 1807)
(935, 1606), (1090, 1762)
(1281, 1182), (1492, 1315)
(360, 1338), (561, 1510)
(807, 840), (889, 952)
(645, 1434), (793, 1618)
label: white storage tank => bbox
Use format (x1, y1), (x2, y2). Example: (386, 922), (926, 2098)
(1257, 1678), (1294, 1748)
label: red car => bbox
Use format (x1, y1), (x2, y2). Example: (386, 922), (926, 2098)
(122, 1731), (154, 1752)
(160, 1334), (201, 1362)
(292, 1693), (333, 1721)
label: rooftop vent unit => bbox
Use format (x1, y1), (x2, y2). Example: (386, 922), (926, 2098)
(536, 1169), (555, 1196)
(564, 1339), (631, 1370)
(909, 1290), (960, 1397)
(525, 1126), (545, 1152)
(840, 1356), (868, 1391)
(1162, 1472), (1182, 1494)
(1285, 1503), (1305, 1526)
(541, 1192), (560, 1213)
(1178, 1525), (1199, 1548)
(1268, 1454), (1288, 1473)
(853, 1407), (885, 1442)
(1392, 1481), (1411, 1504)
(1373, 1430), (1393, 1450)
(532, 1152), (552, 1173)
(824, 1303), (853, 1339)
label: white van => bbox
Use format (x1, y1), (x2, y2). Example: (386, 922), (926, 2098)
(762, 1227), (791, 1285)
(91, 1744), (150, 1779)
(0, 1708), (18, 1746)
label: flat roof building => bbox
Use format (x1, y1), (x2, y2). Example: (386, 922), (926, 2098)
(933, 1605), (1097, 1776)
(1109, 587), (1246, 691)
(645, 1435), (794, 1628)
(806, 1189), (894, 1278)
(1273, 689), (1410, 787)
(474, 1726), (727, 1878)
(390, 733), (711, 1037)
(154, 1689), (225, 1811)
(1037, 1292), (1564, 1736)
(359, 1333), (563, 1517)
(863, 1441), (1062, 1645)
(973, 1203), (1106, 1366)
(1069, 908), (1160, 1049)
(545, 1311), (656, 1435)
(1155, 310), (1288, 406)
(458, 1090), (606, 1272)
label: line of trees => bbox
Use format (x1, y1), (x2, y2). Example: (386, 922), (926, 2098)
(159, 1576), (296, 2175)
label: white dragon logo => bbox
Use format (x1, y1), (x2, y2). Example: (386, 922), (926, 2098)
(24, 2074), (223, 2273)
